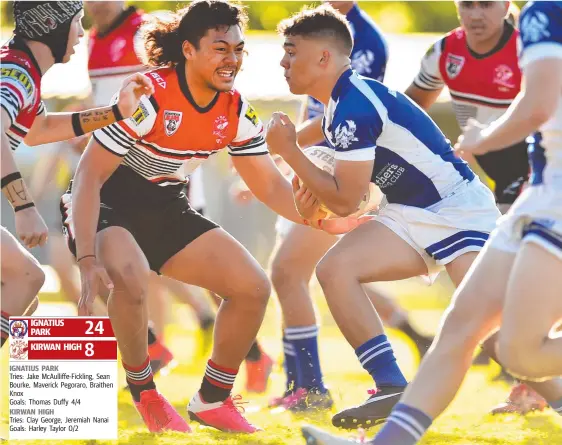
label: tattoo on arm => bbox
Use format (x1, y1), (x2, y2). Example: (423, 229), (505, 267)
(2, 178), (33, 209)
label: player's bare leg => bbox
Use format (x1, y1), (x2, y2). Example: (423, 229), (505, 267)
(163, 277), (216, 360)
(499, 242), (562, 380)
(270, 223), (336, 410)
(481, 332), (552, 414)
(96, 226), (190, 433)
(161, 228), (270, 432)
(316, 221), (426, 428)
(1, 226), (45, 347)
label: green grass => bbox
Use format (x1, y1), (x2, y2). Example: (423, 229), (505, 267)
(2, 280), (562, 444)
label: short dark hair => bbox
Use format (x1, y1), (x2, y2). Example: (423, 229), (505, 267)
(277, 5), (353, 56)
(143, 0), (248, 67)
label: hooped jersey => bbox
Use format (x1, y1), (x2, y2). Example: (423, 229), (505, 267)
(414, 22), (521, 129)
(323, 69), (474, 209)
(93, 65), (268, 192)
(0, 36), (45, 151)
(519, 1), (562, 185)
(88, 6), (145, 106)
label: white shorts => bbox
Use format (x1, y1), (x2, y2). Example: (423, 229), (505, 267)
(374, 178), (501, 279)
(487, 183), (562, 261)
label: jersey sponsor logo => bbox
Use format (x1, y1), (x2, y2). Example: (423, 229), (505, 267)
(445, 53), (465, 79)
(164, 110), (182, 136)
(493, 64), (516, 89)
(244, 104), (258, 126)
(520, 11), (551, 43)
(213, 115), (229, 143)
(149, 71), (167, 89)
(374, 163), (406, 189)
(334, 120), (358, 149)
(132, 102), (149, 125)
(1, 67), (33, 96)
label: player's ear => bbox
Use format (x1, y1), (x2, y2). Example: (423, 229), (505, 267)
(182, 40), (196, 60)
(320, 50), (330, 66)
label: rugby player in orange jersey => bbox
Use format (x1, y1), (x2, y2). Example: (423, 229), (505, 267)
(63, 0), (364, 434)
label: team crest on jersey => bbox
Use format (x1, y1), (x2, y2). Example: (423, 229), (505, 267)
(493, 64), (516, 89)
(334, 120), (359, 149)
(213, 115), (229, 143)
(445, 54), (465, 79)
(164, 111), (182, 136)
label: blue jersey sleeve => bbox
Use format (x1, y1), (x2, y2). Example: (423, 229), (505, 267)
(330, 110), (383, 162)
(519, 1), (562, 68)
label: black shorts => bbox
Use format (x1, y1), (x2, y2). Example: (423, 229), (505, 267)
(60, 166), (218, 272)
(474, 140), (529, 205)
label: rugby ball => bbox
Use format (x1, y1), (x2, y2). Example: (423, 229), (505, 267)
(299, 146), (382, 219)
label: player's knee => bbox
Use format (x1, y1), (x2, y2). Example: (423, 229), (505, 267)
(245, 270), (271, 308)
(106, 262), (150, 305)
(316, 251), (348, 286)
(497, 336), (545, 380)
(437, 305), (492, 351)
(271, 253), (304, 293)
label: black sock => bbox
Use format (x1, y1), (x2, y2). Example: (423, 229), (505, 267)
(245, 341), (262, 362)
(124, 357), (156, 402)
(199, 359), (237, 403)
(147, 326), (157, 346)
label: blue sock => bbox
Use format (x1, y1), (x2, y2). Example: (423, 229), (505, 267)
(370, 403), (432, 445)
(282, 335), (298, 393)
(549, 397), (562, 416)
(355, 334), (407, 387)
(285, 326), (326, 391)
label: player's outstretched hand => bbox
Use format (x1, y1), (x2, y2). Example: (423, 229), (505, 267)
(116, 73), (155, 119)
(15, 206), (48, 249)
(266, 112), (298, 158)
(454, 118), (488, 156)
(319, 214), (374, 235)
(292, 175), (326, 220)
(77, 257), (113, 316)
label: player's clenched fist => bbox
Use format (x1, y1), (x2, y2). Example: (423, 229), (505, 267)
(15, 206), (48, 249)
(266, 112), (299, 158)
(115, 73), (155, 119)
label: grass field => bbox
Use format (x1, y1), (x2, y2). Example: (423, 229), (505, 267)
(2, 278), (562, 445)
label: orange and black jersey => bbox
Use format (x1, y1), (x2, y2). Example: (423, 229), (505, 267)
(0, 36), (45, 150)
(93, 65), (267, 191)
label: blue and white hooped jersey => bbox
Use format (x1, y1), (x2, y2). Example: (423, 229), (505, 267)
(307, 4), (388, 123)
(519, 1), (562, 185)
(323, 69), (475, 209)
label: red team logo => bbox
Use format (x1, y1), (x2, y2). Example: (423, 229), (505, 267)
(164, 110), (182, 136)
(445, 53), (465, 79)
(9, 320), (29, 360)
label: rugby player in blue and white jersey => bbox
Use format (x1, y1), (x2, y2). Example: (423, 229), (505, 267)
(297, 2), (562, 444)
(266, 4), (501, 429)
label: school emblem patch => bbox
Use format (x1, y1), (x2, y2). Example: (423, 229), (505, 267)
(164, 110), (182, 136)
(445, 54), (465, 79)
